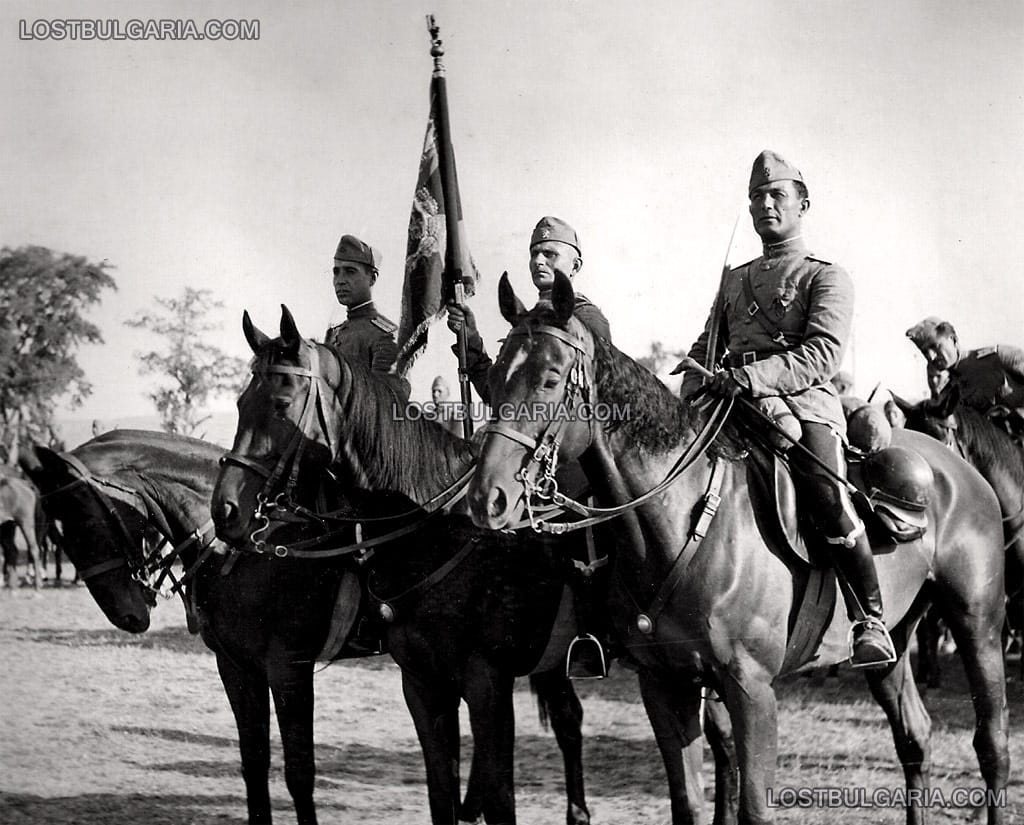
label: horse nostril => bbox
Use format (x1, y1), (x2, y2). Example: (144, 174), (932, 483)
(215, 499), (238, 526)
(487, 487), (508, 520)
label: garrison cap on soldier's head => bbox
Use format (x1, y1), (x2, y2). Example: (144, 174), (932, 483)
(530, 216), (581, 257)
(748, 150), (805, 195)
(905, 316), (956, 348)
(334, 234), (381, 270)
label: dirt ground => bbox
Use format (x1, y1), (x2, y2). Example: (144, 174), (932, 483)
(1, 572), (1021, 825)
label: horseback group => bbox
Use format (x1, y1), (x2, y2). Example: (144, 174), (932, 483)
(28, 148), (1013, 825)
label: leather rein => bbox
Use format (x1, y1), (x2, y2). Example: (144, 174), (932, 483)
(40, 452), (218, 598)
(219, 343), (473, 559)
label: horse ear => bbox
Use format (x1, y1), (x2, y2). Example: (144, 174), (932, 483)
(932, 385), (961, 418)
(18, 443), (43, 476)
(280, 305), (302, 349)
(22, 444), (64, 487)
(550, 270), (575, 325)
(242, 311), (271, 354)
(889, 391), (914, 414)
(498, 272), (527, 325)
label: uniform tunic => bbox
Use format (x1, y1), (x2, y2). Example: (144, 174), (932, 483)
(949, 345), (1024, 412)
(681, 236), (851, 433)
(325, 301), (410, 399)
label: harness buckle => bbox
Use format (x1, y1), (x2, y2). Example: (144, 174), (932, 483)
(693, 491), (721, 539)
(747, 301), (760, 316)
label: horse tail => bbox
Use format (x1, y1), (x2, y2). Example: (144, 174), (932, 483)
(529, 674), (552, 732)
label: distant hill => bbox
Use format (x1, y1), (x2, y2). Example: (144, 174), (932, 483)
(55, 411), (239, 451)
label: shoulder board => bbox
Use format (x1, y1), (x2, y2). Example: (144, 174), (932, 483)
(730, 258), (757, 272)
(371, 316), (397, 334)
(975, 346), (997, 358)
(805, 254), (832, 265)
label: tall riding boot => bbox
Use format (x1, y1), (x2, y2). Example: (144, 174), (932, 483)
(828, 528), (896, 669)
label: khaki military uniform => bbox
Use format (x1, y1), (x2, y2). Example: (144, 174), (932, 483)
(681, 236), (851, 433)
(325, 301), (410, 399)
(949, 345), (1024, 412)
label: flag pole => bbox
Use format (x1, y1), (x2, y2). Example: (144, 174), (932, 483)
(426, 16), (474, 439)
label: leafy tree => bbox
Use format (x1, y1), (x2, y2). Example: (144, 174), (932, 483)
(126, 287), (247, 437)
(0, 245), (117, 458)
(636, 340), (685, 375)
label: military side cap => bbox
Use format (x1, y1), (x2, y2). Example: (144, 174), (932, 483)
(749, 150), (804, 194)
(334, 234), (380, 269)
(905, 316), (948, 348)
(530, 216), (581, 256)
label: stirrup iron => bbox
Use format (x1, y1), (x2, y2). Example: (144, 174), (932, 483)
(566, 633), (607, 680)
(848, 617), (897, 669)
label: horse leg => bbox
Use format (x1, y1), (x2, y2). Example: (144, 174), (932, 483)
(528, 670), (590, 825)
(216, 654), (274, 824)
(462, 655), (516, 825)
(718, 661), (777, 825)
(940, 597), (1010, 825)
(914, 608), (941, 690)
(401, 668), (462, 824)
(267, 652), (317, 825)
(637, 669), (706, 825)
(1, 522), (16, 589)
(862, 622), (931, 825)
(703, 694), (738, 825)
(20, 521), (43, 591)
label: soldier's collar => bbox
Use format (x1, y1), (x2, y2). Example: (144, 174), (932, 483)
(346, 299), (374, 317)
(762, 235), (805, 258)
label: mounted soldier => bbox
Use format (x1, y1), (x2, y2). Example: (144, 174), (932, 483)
(325, 234), (410, 400)
(906, 316), (1024, 444)
(447, 216), (613, 678)
(677, 150), (897, 668)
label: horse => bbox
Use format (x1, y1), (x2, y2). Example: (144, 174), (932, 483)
(23, 427), (595, 825)
(894, 392), (1024, 675)
(0, 464), (45, 590)
(467, 271), (1009, 825)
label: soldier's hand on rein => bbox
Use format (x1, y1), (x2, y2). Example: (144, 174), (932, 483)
(706, 370), (744, 399)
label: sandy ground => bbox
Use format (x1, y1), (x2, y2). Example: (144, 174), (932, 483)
(1, 572), (1021, 825)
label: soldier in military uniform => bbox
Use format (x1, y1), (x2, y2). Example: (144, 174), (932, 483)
(325, 234), (410, 400)
(677, 150), (896, 668)
(446, 216), (613, 678)
(906, 317), (1024, 438)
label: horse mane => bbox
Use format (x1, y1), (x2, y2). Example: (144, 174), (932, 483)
(327, 347), (476, 497)
(76, 430), (222, 494)
(948, 406), (1024, 486)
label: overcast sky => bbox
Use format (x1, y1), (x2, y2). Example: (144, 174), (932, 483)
(4, 0), (1022, 432)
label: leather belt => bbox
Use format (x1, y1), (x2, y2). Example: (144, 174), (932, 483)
(723, 350), (784, 367)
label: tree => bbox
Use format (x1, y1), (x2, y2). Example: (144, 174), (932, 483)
(0, 245), (117, 458)
(636, 340), (686, 375)
(125, 287), (248, 437)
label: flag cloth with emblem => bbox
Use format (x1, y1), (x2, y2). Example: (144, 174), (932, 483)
(396, 60), (479, 377)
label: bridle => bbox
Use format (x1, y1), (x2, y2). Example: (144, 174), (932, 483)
(220, 340), (473, 558)
(40, 452), (218, 599)
(482, 319), (733, 534)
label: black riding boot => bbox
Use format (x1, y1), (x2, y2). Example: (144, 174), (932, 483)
(829, 528), (896, 669)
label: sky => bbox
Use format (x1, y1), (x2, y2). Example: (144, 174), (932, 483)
(3, 0), (1023, 438)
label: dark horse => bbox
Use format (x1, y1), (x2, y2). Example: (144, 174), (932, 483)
(895, 392), (1024, 678)
(0, 464), (46, 590)
(24, 428), (592, 825)
(468, 271), (1009, 825)
(211, 307), (593, 825)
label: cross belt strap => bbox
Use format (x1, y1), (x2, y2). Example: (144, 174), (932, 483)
(741, 269), (795, 348)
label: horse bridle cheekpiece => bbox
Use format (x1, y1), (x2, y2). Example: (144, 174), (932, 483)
(483, 322), (595, 531)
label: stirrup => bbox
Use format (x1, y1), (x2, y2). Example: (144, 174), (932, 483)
(848, 618), (897, 669)
(566, 633), (607, 680)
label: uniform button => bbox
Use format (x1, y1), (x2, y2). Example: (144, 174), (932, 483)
(743, 318), (751, 325)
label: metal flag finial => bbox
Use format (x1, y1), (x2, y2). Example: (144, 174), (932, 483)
(426, 15), (445, 72)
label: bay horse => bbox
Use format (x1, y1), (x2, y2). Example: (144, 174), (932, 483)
(895, 393), (1024, 674)
(0, 464), (45, 590)
(24, 428), (592, 825)
(210, 306), (597, 825)
(467, 271), (1009, 825)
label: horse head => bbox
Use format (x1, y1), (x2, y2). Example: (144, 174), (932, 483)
(22, 443), (153, 632)
(891, 389), (961, 451)
(469, 271), (598, 530)
(213, 306), (346, 549)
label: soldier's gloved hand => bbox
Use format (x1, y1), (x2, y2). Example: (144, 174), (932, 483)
(446, 301), (478, 336)
(706, 370), (744, 399)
